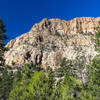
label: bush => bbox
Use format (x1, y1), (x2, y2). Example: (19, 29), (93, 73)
(88, 56), (100, 99)
(0, 67), (13, 100)
(54, 73), (82, 100)
(95, 22), (100, 51)
(8, 65), (55, 100)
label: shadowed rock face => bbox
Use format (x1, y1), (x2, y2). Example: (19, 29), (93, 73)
(4, 17), (100, 69)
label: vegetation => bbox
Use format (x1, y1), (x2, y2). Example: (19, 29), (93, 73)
(8, 66), (55, 100)
(0, 19), (7, 66)
(54, 73), (82, 100)
(88, 56), (100, 100)
(56, 57), (74, 77)
(0, 19), (13, 100)
(1, 20), (100, 100)
(95, 21), (100, 51)
(0, 68), (13, 100)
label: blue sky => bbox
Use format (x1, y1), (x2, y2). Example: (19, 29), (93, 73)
(0, 0), (100, 42)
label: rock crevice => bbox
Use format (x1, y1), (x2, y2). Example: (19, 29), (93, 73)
(4, 17), (100, 68)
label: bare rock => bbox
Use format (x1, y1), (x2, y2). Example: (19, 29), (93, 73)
(5, 17), (100, 69)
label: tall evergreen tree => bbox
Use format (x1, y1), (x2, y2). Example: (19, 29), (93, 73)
(8, 65), (33, 100)
(88, 56), (100, 100)
(9, 66), (55, 100)
(54, 73), (82, 100)
(0, 19), (7, 69)
(0, 68), (13, 100)
(0, 19), (13, 100)
(95, 21), (100, 51)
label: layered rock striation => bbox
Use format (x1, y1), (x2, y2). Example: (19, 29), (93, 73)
(4, 17), (100, 69)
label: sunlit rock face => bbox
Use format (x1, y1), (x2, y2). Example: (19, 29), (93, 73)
(4, 17), (100, 69)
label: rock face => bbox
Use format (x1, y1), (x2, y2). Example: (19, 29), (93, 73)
(4, 17), (100, 70)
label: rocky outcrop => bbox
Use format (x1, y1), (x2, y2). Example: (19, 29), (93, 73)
(4, 17), (100, 70)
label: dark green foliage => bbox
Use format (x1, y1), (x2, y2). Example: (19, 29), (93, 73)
(80, 90), (93, 100)
(0, 19), (7, 66)
(3, 20), (100, 100)
(56, 58), (74, 77)
(0, 67), (13, 100)
(95, 21), (100, 51)
(0, 19), (11, 100)
(54, 73), (82, 100)
(55, 56), (92, 100)
(0, 19), (6, 44)
(88, 56), (100, 99)
(84, 21), (100, 99)
(4, 56), (100, 100)
(8, 65), (55, 100)
(56, 56), (89, 83)
(90, 56), (100, 85)
(8, 65), (33, 100)
(46, 67), (56, 100)
(47, 67), (55, 90)
(27, 71), (53, 100)
(79, 21), (100, 100)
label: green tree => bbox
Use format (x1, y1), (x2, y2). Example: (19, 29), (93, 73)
(95, 21), (100, 51)
(0, 19), (7, 66)
(56, 58), (74, 78)
(27, 71), (54, 100)
(80, 89), (93, 100)
(0, 67), (13, 100)
(54, 73), (82, 100)
(56, 56), (89, 85)
(88, 56), (100, 100)
(46, 67), (56, 100)
(8, 65), (33, 100)
(0, 19), (12, 100)
(79, 21), (100, 100)
(9, 65), (55, 100)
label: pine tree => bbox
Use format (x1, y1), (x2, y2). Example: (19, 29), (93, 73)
(9, 66), (55, 100)
(0, 68), (13, 100)
(0, 19), (11, 100)
(95, 21), (100, 51)
(47, 67), (56, 100)
(80, 89), (93, 100)
(0, 19), (7, 66)
(86, 21), (100, 99)
(56, 58), (74, 78)
(8, 65), (33, 100)
(88, 56), (100, 100)
(54, 73), (82, 100)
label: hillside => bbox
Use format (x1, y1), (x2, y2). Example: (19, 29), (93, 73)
(1, 17), (100, 100)
(5, 17), (100, 68)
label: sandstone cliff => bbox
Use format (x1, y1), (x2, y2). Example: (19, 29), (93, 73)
(4, 17), (100, 70)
